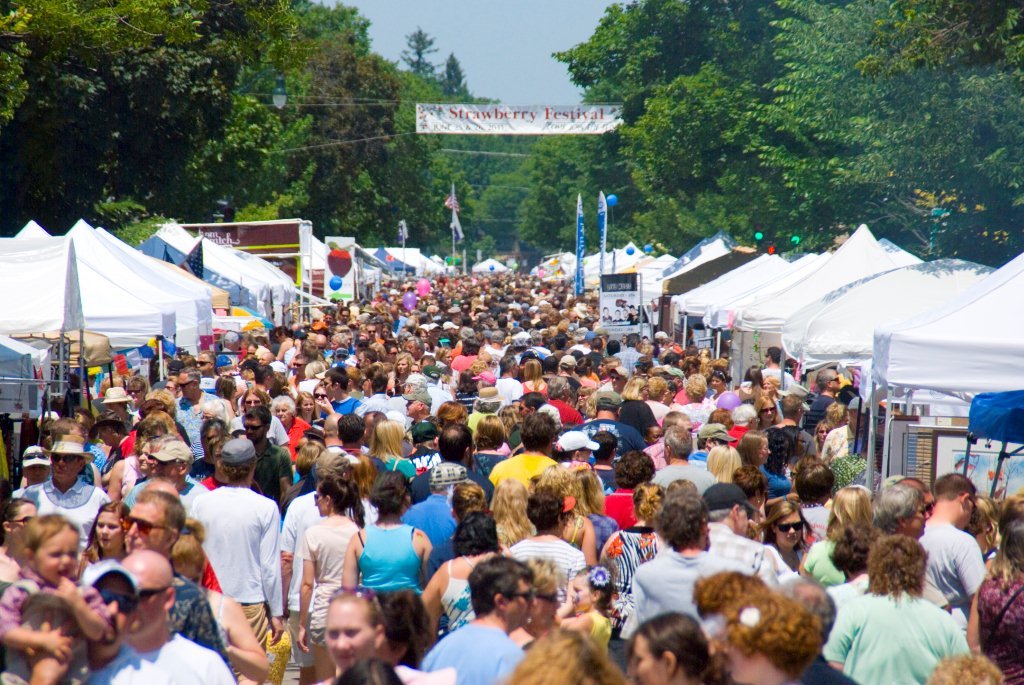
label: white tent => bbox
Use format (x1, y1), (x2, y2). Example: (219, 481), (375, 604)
(705, 253), (827, 330)
(472, 258), (509, 274)
(582, 242), (644, 284)
(0, 238), (84, 334)
(675, 254), (788, 318)
(874, 250), (1024, 395)
(234, 250), (298, 312)
(376, 247), (445, 275)
(655, 236), (735, 286)
(0, 236), (165, 348)
(16, 221), (50, 239)
(70, 221), (214, 352)
(783, 259), (993, 368)
(633, 255), (679, 296)
(879, 238), (923, 267)
(734, 225), (904, 334)
(157, 224), (274, 319)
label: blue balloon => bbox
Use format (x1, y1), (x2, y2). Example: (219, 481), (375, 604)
(606, 194), (618, 207)
(626, 246), (635, 255)
(644, 243), (653, 254)
(489, 265), (495, 271)
(329, 275), (342, 290)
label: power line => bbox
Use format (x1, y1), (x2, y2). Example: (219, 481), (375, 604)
(272, 131), (418, 154)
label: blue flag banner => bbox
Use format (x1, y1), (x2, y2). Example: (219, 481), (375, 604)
(180, 240), (204, 278)
(597, 192), (607, 277)
(575, 194), (585, 295)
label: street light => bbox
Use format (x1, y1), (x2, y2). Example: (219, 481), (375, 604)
(272, 74), (287, 110)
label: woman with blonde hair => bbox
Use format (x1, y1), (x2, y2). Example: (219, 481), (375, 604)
(645, 376), (672, 424)
(172, 519), (270, 683)
(510, 559), (564, 648)
(801, 486), (873, 587)
(574, 469), (618, 553)
(472, 415), (509, 478)
(601, 482), (662, 633)
(507, 629), (626, 685)
(370, 419), (414, 479)
(673, 374), (715, 430)
(820, 402), (851, 464)
(754, 395), (780, 431)
(388, 353), (415, 395)
(521, 358), (548, 397)
(707, 445), (742, 484)
(620, 377), (658, 436)
(491, 478), (533, 548)
(536, 466), (598, 564)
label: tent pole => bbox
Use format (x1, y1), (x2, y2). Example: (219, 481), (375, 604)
(78, 328), (86, 409)
(880, 387), (895, 482)
(866, 381), (877, 488)
(714, 330), (721, 359)
(157, 337), (165, 382)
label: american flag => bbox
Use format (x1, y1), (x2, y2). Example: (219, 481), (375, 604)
(444, 183), (460, 213)
(180, 240), (203, 277)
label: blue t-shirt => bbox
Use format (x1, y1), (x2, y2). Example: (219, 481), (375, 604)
(331, 396), (362, 415)
(579, 419), (646, 458)
(402, 494), (456, 550)
(762, 466), (792, 500)
(423, 624), (523, 685)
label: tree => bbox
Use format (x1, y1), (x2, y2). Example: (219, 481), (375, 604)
(401, 28), (438, 80)
(440, 53), (468, 98)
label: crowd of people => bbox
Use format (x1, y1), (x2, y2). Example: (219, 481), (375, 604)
(0, 273), (1018, 685)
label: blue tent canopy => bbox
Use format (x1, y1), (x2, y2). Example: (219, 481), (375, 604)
(138, 235), (249, 307)
(969, 391), (1024, 444)
(373, 248), (415, 274)
(660, 231), (738, 278)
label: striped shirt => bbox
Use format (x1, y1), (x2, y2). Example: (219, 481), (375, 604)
(510, 538), (586, 598)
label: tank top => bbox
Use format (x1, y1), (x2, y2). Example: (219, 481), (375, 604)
(440, 559), (476, 632)
(358, 525), (422, 593)
(586, 609), (611, 649)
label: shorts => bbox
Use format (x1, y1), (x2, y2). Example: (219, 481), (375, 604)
(287, 612), (315, 668)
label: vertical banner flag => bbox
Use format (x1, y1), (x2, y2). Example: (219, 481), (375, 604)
(575, 194), (585, 295)
(446, 183), (464, 242)
(180, 240), (204, 278)
(597, 192), (608, 277)
(397, 220), (409, 244)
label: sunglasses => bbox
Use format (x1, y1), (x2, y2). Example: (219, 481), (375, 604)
(776, 522), (804, 533)
(761, 408), (776, 414)
(121, 516), (168, 536)
(534, 592), (559, 603)
(98, 588), (139, 614)
(314, 393), (329, 400)
(137, 586), (170, 600)
(50, 454), (83, 464)
(8, 516), (33, 525)
(243, 400), (262, 407)
(330, 586), (378, 603)
(244, 424), (267, 432)
(507, 589), (535, 601)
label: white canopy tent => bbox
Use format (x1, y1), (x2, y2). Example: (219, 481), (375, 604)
(873, 250), (1024, 396)
(233, 249), (298, 313)
(633, 255), (679, 295)
(783, 259), (993, 369)
(69, 221), (214, 352)
(734, 225), (910, 333)
(704, 253), (827, 330)
(0, 238), (84, 334)
(15, 221), (50, 239)
(376, 247), (445, 275)
(879, 238), (923, 267)
(472, 258), (509, 274)
(582, 242), (644, 285)
(158, 224), (274, 320)
(654, 235), (735, 289)
(675, 254), (789, 318)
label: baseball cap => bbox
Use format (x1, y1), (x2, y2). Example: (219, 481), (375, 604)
(22, 446), (49, 468)
(81, 559), (139, 594)
(697, 423), (732, 443)
(607, 365), (630, 378)
(472, 371), (496, 384)
(430, 462), (469, 491)
(655, 331), (670, 340)
(703, 483), (754, 514)
(215, 354), (233, 369)
(422, 366), (444, 381)
(152, 441), (194, 463)
(411, 422), (439, 443)
(403, 389), (432, 405)
(222, 331), (240, 345)
(594, 392), (623, 411)
(558, 355), (577, 368)
(777, 383), (810, 399)
(269, 361), (288, 374)
(555, 431), (599, 452)
(220, 438), (256, 465)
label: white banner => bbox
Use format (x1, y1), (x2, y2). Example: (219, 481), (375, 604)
(600, 273), (642, 338)
(416, 104), (622, 135)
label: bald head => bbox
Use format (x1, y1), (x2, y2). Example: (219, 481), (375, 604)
(143, 478), (180, 499)
(123, 549), (174, 589)
(324, 413), (341, 439)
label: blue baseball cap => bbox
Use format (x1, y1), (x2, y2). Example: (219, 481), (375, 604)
(215, 354), (232, 369)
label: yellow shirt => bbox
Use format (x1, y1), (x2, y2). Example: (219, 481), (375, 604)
(587, 610), (611, 649)
(489, 453), (557, 487)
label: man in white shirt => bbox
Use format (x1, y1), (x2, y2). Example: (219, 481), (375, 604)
(495, 357), (524, 408)
(761, 346), (796, 390)
(122, 551), (235, 684)
(191, 438), (285, 647)
(652, 426), (716, 494)
(920, 473), (985, 631)
(704, 483), (780, 586)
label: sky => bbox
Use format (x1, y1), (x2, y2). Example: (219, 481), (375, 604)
(341, 1), (614, 103)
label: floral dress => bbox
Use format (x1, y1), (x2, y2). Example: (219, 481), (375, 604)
(603, 526), (659, 630)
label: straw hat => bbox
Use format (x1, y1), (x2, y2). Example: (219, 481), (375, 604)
(47, 436), (92, 460)
(103, 387), (131, 405)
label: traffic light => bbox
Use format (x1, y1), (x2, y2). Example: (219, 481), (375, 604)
(767, 244), (777, 255)
(754, 230), (764, 242)
(790, 234), (801, 246)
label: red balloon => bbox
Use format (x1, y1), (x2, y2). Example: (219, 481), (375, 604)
(327, 249), (353, 277)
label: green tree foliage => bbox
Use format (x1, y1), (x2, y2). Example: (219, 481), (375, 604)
(441, 53), (468, 98)
(401, 27), (438, 80)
